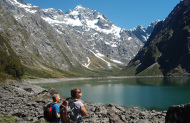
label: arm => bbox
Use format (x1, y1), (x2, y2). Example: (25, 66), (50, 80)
(54, 104), (61, 118)
(56, 112), (60, 118)
(81, 105), (88, 116)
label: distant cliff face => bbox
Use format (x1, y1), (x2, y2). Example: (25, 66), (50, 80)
(129, 20), (160, 44)
(124, 0), (190, 76)
(0, 0), (147, 77)
(38, 4), (144, 64)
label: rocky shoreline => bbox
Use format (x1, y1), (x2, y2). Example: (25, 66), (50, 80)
(1, 81), (167, 123)
(0, 80), (168, 123)
(24, 75), (165, 84)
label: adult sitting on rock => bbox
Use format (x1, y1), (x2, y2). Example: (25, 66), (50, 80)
(71, 88), (88, 117)
(61, 88), (88, 123)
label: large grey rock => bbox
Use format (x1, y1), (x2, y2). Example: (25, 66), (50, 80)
(165, 103), (190, 123)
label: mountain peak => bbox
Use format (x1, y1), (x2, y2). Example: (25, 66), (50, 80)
(135, 25), (145, 30)
(0, 0), (144, 73)
(16, 0), (26, 5)
(73, 5), (90, 13)
(124, 0), (190, 76)
(148, 20), (160, 28)
(74, 5), (84, 10)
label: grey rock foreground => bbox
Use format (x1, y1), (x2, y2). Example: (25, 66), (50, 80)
(0, 81), (167, 123)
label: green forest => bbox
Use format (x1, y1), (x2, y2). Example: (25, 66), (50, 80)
(0, 34), (24, 81)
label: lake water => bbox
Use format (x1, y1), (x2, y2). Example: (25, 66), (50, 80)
(36, 77), (190, 111)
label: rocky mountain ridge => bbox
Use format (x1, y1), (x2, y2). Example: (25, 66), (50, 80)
(39, 4), (144, 64)
(0, 0), (158, 77)
(123, 0), (190, 76)
(130, 20), (160, 43)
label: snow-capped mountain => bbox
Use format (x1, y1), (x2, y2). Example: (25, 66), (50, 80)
(40, 5), (121, 37)
(39, 5), (144, 62)
(0, 0), (149, 77)
(129, 20), (160, 43)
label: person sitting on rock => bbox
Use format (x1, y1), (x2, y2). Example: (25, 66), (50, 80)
(71, 88), (88, 118)
(61, 88), (88, 123)
(52, 94), (61, 123)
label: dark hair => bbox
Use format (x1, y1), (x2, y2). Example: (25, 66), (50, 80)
(71, 88), (82, 98)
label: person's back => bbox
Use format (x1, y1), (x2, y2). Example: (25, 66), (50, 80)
(70, 99), (84, 122)
(61, 88), (88, 123)
(71, 88), (88, 122)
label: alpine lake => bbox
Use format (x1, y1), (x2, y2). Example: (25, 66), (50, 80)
(36, 77), (190, 111)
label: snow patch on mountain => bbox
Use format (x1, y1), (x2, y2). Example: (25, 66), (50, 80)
(89, 50), (111, 67)
(128, 37), (132, 40)
(2, 0), (146, 69)
(86, 20), (121, 38)
(39, 5), (122, 38)
(82, 57), (91, 69)
(111, 59), (123, 64)
(9, 0), (37, 14)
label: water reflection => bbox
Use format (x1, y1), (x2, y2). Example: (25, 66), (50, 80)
(36, 77), (190, 110)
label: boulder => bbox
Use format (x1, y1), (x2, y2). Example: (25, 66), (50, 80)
(165, 103), (190, 123)
(48, 88), (59, 96)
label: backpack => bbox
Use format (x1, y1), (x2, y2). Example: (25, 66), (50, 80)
(60, 97), (83, 123)
(44, 103), (55, 122)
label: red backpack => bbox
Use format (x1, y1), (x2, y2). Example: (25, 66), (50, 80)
(44, 103), (55, 122)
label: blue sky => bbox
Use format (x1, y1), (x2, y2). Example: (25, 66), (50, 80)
(25, 0), (180, 29)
